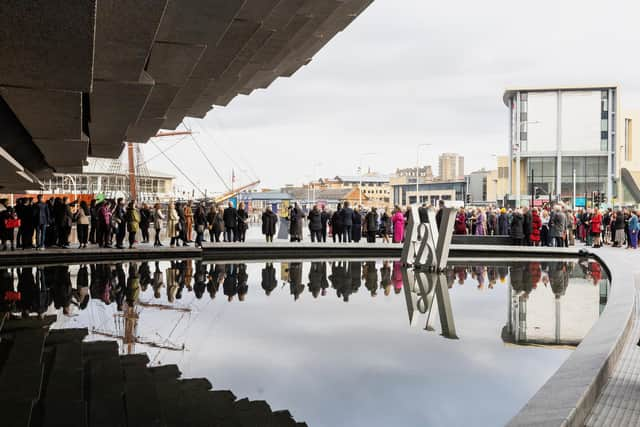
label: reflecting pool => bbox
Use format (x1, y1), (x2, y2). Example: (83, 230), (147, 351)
(0, 258), (609, 427)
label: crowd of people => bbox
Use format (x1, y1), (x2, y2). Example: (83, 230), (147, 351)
(452, 204), (640, 249)
(0, 259), (604, 317)
(1, 196), (638, 250)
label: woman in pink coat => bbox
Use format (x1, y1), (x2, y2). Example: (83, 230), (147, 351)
(391, 205), (406, 243)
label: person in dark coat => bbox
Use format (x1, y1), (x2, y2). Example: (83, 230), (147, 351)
(261, 262), (277, 295)
(340, 201), (354, 243)
(89, 199), (98, 244)
(261, 206), (278, 242)
(352, 206), (363, 243)
(139, 203), (151, 243)
(193, 204), (207, 248)
(236, 202), (249, 242)
(33, 194), (50, 250)
(112, 198), (126, 249)
(175, 201), (189, 246)
(330, 203), (344, 243)
(223, 202), (238, 242)
(510, 210), (525, 245)
(289, 202), (304, 242)
(19, 198), (34, 249)
(308, 205), (323, 243)
(498, 208), (510, 236)
(418, 203), (429, 224)
(364, 207), (378, 243)
(320, 206), (330, 242)
(435, 200), (445, 229)
(522, 207), (532, 246)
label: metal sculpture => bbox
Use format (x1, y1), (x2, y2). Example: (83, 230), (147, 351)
(401, 206), (456, 271)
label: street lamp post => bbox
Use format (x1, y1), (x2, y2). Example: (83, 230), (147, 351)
(416, 143), (432, 205)
(359, 152), (376, 206)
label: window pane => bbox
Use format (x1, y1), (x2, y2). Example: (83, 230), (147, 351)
(562, 157), (573, 177)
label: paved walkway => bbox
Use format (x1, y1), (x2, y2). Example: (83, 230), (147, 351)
(585, 247), (640, 427)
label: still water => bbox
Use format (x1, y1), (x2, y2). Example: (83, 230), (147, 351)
(1, 258), (609, 426)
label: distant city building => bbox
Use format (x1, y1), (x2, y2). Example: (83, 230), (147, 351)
(504, 85), (640, 207)
(439, 153), (465, 181)
(468, 168), (498, 204)
(281, 186), (368, 210)
(304, 174), (391, 207)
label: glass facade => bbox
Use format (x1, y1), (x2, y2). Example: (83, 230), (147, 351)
(526, 157), (556, 196)
(560, 156), (607, 197)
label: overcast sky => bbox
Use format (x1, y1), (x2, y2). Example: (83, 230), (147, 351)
(142, 0), (640, 195)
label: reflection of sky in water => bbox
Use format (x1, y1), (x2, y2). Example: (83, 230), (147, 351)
(34, 259), (608, 427)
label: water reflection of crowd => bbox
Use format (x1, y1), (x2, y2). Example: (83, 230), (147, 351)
(0, 259), (607, 316)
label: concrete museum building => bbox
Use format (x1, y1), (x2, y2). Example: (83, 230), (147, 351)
(503, 85), (640, 208)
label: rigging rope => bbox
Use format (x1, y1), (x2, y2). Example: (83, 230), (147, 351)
(183, 122), (232, 192)
(150, 139), (206, 197)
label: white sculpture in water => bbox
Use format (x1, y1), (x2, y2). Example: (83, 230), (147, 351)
(401, 206), (456, 272)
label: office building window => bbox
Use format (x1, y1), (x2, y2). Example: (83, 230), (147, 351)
(625, 118), (632, 161)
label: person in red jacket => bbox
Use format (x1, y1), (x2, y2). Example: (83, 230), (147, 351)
(529, 208), (542, 246)
(454, 208), (467, 235)
(591, 210), (603, 248)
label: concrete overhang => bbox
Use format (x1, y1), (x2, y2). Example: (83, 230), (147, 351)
(0, 0), (373, 190)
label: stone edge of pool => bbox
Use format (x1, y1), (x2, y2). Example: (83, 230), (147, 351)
(0, 243), (631, 427)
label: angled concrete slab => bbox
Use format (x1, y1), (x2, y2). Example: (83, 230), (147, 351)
(0, 87), (82, 140)
(93, 0), (168, 82)
(0, 0), (96, 92)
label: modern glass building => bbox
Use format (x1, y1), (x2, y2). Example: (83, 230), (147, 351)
(503, 86), (619, 207)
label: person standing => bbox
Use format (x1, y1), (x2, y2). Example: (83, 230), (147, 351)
(454, 207), (467, 235)
(75, 200), (90, 248)
(175, 202), (189, 246)
(212, 206), (225, 243)
(223, 202), (238, 242)
(193, 203), (207, 248)
(352, 206), (363, 243)
(498, 208), (510, 236)
(237, 202), (248, 242)
(262, 206), (278, 242)
(168, 202), (180, 248)
(33, 194), (50, 250)
(591, 209), (603, 248)
(529, 208), (541, 246)
(330, 203), (344, 243)
(341, 201), (354, 243)
(139, 203), (151, 244)
(418, 203), (429, 224)
(475, 208), (486, 236)
(308, 205), (322, 243)
(206, 205), (217, 243)
(89, 199), (98, 244)
(364, 207), (378, 243)
(320, 206), (330, 242)
(628, 210), (639, 249)
(112, 198), (126, 249)
(510, 209), (525, 245)
(522, 207), (532, 246)
(391, 206), (405, 243)
(125, 201), (140, 249)
(549, 205), (567, 248)
(289, 202), (304, 242)
(153, 203), (164, 247)
(1, 206), (18, 251)
(19, 198), (34, 249)
(540, 209), (550, 246)
(381, 207), (392, 243)
(184, 201), (194, 242)
(97, 200), (112, 248)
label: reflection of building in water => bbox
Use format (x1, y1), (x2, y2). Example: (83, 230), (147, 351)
(503, 261), (610, 347)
